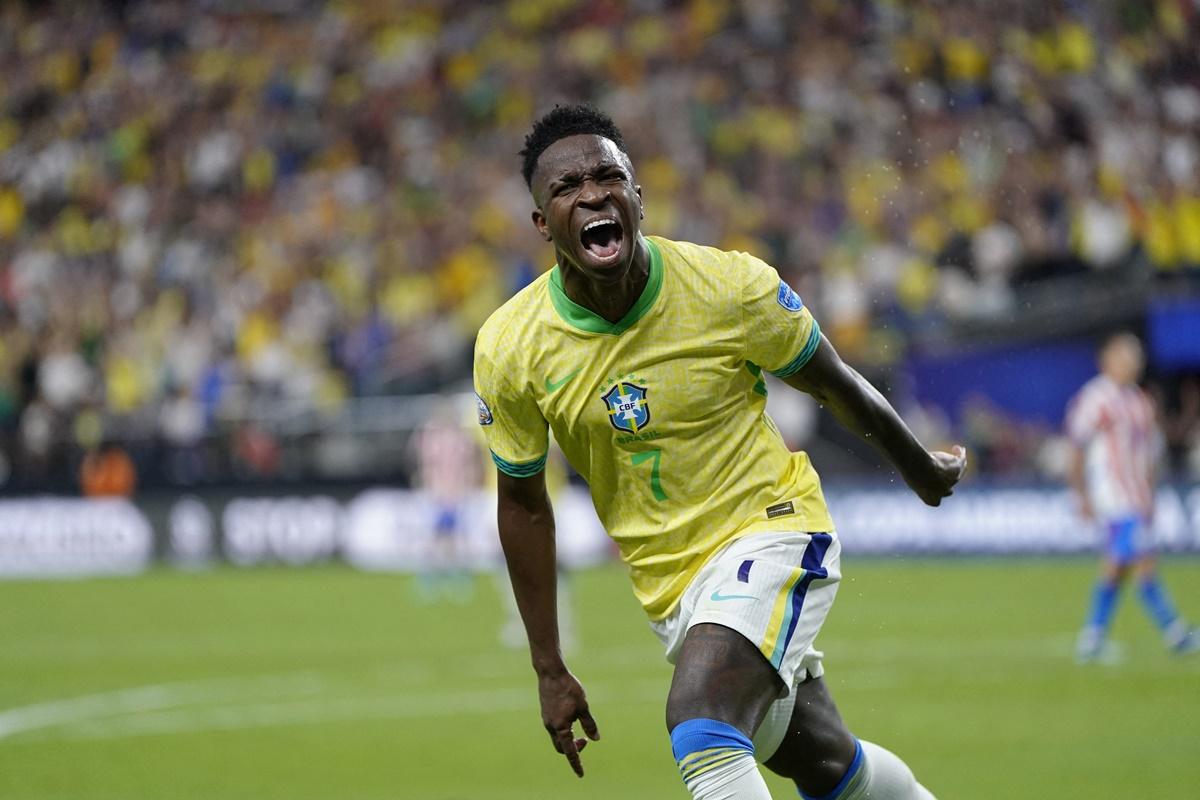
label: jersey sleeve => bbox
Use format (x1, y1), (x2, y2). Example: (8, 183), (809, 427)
(1065, 388), (1103, 446)
(736, 251), (822, 377)
(472, 336), (549, 478)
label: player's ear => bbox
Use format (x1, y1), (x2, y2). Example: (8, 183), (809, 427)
(636, 185), (644, 219)
(531, 208), (552, 242)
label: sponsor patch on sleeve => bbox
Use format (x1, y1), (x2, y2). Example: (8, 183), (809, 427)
(776, 280), (804, 312)
(766, 500), (795, 519)
(475, 393), (493, 426)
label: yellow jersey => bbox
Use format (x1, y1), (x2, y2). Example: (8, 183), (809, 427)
(474, 236), (834, 620)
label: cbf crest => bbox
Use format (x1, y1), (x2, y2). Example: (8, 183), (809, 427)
(602, 381), (651, 434)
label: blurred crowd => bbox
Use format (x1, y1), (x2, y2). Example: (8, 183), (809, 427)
(0, 0), (1198, 489)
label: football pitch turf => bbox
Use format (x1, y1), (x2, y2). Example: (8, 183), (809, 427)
(1, 558), (1197, 799)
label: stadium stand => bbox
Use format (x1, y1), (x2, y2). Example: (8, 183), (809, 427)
(0, 0), (1197, 490)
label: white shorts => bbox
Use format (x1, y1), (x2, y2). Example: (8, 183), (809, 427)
(649, 530), (842, 757)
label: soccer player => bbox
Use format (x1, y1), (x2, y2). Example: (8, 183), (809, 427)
(1067, 333), (1197, 662)
(474, 105), (966, 800)
(411, 402), (479, 601)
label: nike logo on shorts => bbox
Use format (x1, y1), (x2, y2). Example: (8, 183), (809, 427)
(710, 589), (757, 602)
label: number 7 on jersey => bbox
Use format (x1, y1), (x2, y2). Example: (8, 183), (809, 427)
(630, 448), (668, 501)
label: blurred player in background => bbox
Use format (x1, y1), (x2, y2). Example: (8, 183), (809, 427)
(1067, 333), (1197, 662)
(476, 105), (965, 800)
(411, 402), (480, 602)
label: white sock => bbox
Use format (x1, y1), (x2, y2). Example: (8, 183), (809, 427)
(833, 740), (934, 800)
(686, 752), (773, 800)
(673, 718), (774, 799)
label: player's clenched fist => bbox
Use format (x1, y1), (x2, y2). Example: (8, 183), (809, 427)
(907, 445), (968, 506)
(538, 670), (600, 778)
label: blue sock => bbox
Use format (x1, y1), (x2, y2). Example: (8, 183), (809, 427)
(798, 738), (864, 799)
(670, 718), (754, 789)
(1085, 578), (1121, 632)
(1138, 576), (1179, 632)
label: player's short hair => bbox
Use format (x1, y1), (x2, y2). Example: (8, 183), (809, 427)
(520, 104), (627, 188)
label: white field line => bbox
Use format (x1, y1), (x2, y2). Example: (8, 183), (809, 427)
(0, 632), (1081, 745)
(0, 671), (325, 741)
(4, 666), (903, 745)
(26, 680), (669, 743)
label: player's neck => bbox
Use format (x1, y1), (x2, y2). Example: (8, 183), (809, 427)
(558, 237), (651, 324)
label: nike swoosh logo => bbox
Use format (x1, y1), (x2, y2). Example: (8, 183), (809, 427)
(710, 589), (757, 603)
(545, 369), (582, 394)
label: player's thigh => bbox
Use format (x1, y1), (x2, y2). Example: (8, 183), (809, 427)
(661, 531), (841, 735)
(762, 677), (857, 790)
(1100, 559), (1129, 582)
(665, 621), (785, 736)
(1133, 554), (1159, 578)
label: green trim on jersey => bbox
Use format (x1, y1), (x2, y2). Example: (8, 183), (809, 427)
(491, 451), (547, 478)
(745, 363), (769, 397)
(548, 238), (664, 335)
(769, 319), (822, 378)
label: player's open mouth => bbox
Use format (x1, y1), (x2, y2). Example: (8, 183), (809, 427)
(580, 217), (623, 263)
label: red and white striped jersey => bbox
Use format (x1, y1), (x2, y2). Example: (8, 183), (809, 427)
(1065, 375), (1162, 518)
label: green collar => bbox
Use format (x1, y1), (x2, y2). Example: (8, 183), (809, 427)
(548, 237), (663, 335)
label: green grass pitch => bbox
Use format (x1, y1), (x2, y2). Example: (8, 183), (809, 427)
(1, 558), (1197, 799)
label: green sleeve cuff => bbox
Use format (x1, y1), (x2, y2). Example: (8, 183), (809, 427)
(491, 451), (548, 478)
(769, 319), (822, 378)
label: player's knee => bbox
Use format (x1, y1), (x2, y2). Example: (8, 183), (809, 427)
(763, 728), (856, 791)
(664, 673), (754, 733)
(762, 706), (856, 790)
(665, 693), (714, 734)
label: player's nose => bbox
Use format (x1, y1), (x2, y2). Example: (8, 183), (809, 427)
(576, 179), (610, 208)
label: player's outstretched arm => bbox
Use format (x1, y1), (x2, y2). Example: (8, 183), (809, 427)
(497, 471), (600, 777)
(782, 334), (966, 506)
